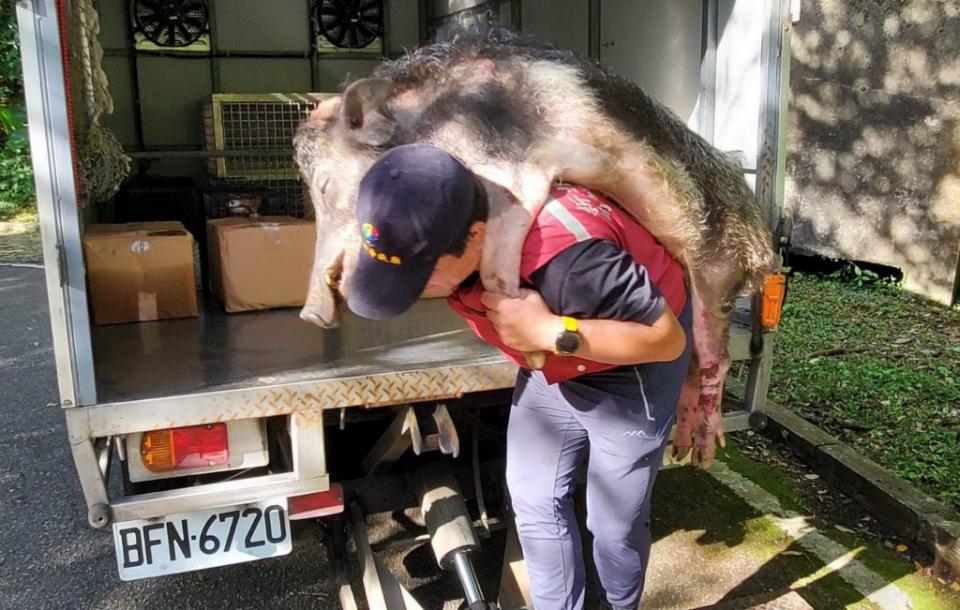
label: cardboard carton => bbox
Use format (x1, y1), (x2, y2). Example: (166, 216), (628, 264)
(207, 216), (314, 312)
(83, 221), (199, 325)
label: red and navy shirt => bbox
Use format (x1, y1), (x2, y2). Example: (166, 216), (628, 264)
(449, 184), (688, 384)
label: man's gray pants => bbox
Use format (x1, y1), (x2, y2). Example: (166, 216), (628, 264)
(506, 303), (693, 610)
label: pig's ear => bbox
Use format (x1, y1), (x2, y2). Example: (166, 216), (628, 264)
(309, 96), (342, 123)
(340, 78), (396, 147)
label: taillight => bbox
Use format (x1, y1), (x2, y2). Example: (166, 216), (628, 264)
(761, 273), (787, 329)
(141, 423), (229, 472)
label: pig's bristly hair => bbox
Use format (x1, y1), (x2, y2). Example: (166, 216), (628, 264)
(372, 30), (773, 290)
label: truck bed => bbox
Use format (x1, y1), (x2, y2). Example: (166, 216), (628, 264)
(92, 296), (506, 404)
(92, 293), (757, 411)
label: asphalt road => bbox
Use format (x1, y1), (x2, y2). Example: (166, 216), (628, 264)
(0, 264), (512, 610)
(0, 265), (347, 609)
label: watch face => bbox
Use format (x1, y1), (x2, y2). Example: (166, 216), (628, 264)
(556, 330), (581, 355)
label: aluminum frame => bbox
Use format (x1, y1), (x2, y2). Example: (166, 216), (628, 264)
(741, 0), (792, 416)
(756, 0), (792, 235)
(16, 0), (97, 407)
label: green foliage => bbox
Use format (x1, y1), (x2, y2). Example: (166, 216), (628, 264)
(0, 4), (23, 103)
(828, 261), (883, 287)
(0, 102), (34, 220)
(771, 274), (960, 510)
(0, 4), (35, 220)
(0, 142), (35, 219)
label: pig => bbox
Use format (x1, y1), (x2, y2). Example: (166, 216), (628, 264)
(293, 30), (774, 468)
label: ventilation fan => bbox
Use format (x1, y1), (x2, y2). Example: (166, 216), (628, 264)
(315, 0), (384, 54)
(133, 0), (211, 53)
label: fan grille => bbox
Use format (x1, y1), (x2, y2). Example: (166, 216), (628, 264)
(134, 0), (209, 48)
(317, 0), (383, 49)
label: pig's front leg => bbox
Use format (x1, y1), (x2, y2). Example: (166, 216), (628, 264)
(475, 176), (533, 298)
(475, 176), (549, 369)
(300, 223), (348, 328)
(472, 167), (553, 297)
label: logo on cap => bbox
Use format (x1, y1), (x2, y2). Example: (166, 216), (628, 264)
(359, 222), (401, 265)
(361, 223), (379, 245)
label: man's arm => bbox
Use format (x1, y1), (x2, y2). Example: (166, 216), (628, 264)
(480, 238), (687, 365)
(481, 290), (686, 365)
(573, 308), (686, 364)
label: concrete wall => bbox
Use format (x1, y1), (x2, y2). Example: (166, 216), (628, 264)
(786, 0), (960, 304)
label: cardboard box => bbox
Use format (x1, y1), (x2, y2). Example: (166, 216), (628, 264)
(83, 222), (199, 325)
(207, 216), (314, 312)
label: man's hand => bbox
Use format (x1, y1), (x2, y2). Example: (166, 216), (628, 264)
(481, 289), (561, 353)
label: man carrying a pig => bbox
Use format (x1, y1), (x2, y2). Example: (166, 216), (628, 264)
(346, 143), (692, 610)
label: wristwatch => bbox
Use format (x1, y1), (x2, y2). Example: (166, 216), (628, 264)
(554, 316), (582, 356)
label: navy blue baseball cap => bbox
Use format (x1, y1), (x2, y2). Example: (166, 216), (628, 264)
(346, 144), (477, 320)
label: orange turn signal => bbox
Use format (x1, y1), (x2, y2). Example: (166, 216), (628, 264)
(760, 273), (786, 329)
(141, 423), (229, 472)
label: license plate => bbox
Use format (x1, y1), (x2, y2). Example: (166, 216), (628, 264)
(112, 499), (292, 581)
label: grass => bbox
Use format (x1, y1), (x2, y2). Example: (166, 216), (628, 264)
(770, 272), (960, 511)
(5, 205), (37, 224)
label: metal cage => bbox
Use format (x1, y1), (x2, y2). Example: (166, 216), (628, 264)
(202, 93), (335, 215)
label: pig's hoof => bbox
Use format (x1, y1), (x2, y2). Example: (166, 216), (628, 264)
(690, 412), (725, 470)
(671, 443), (692, 463)
(300, 305), (339, 329)
(523, 351), (546, 369)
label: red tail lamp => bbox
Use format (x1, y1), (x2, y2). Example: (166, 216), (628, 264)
(141, 423), (229, 472)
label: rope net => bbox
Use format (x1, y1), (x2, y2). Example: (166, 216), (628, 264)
(69, 0), (130, 204)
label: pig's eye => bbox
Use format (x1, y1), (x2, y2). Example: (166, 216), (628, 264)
(320, 178), (331, 197)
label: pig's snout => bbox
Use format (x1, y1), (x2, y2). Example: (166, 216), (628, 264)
(300, 270), (342, 328)
(301, 250), (347, 329)
(300, 302), (340, 329)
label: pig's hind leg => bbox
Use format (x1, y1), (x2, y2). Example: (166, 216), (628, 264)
(671, 358), (702, 462)
(586, 141), (732, 468)
(677, 266), (740, 469)
(692, 314), (731, 468)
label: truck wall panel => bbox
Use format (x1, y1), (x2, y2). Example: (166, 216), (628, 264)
(521, 0), (589, 56)
(218, 59), (313, 93)
(136, 56), (213, 146)
(214, 0), (311, 52)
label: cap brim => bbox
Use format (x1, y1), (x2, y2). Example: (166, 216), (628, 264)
(345, 249), (435, 320)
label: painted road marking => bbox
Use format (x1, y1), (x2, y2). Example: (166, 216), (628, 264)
(708, 461), (915, 610)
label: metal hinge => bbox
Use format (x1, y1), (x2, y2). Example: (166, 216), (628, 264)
(56, 242), (68, 286)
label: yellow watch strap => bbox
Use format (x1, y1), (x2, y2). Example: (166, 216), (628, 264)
(561, 316), (579, 332)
